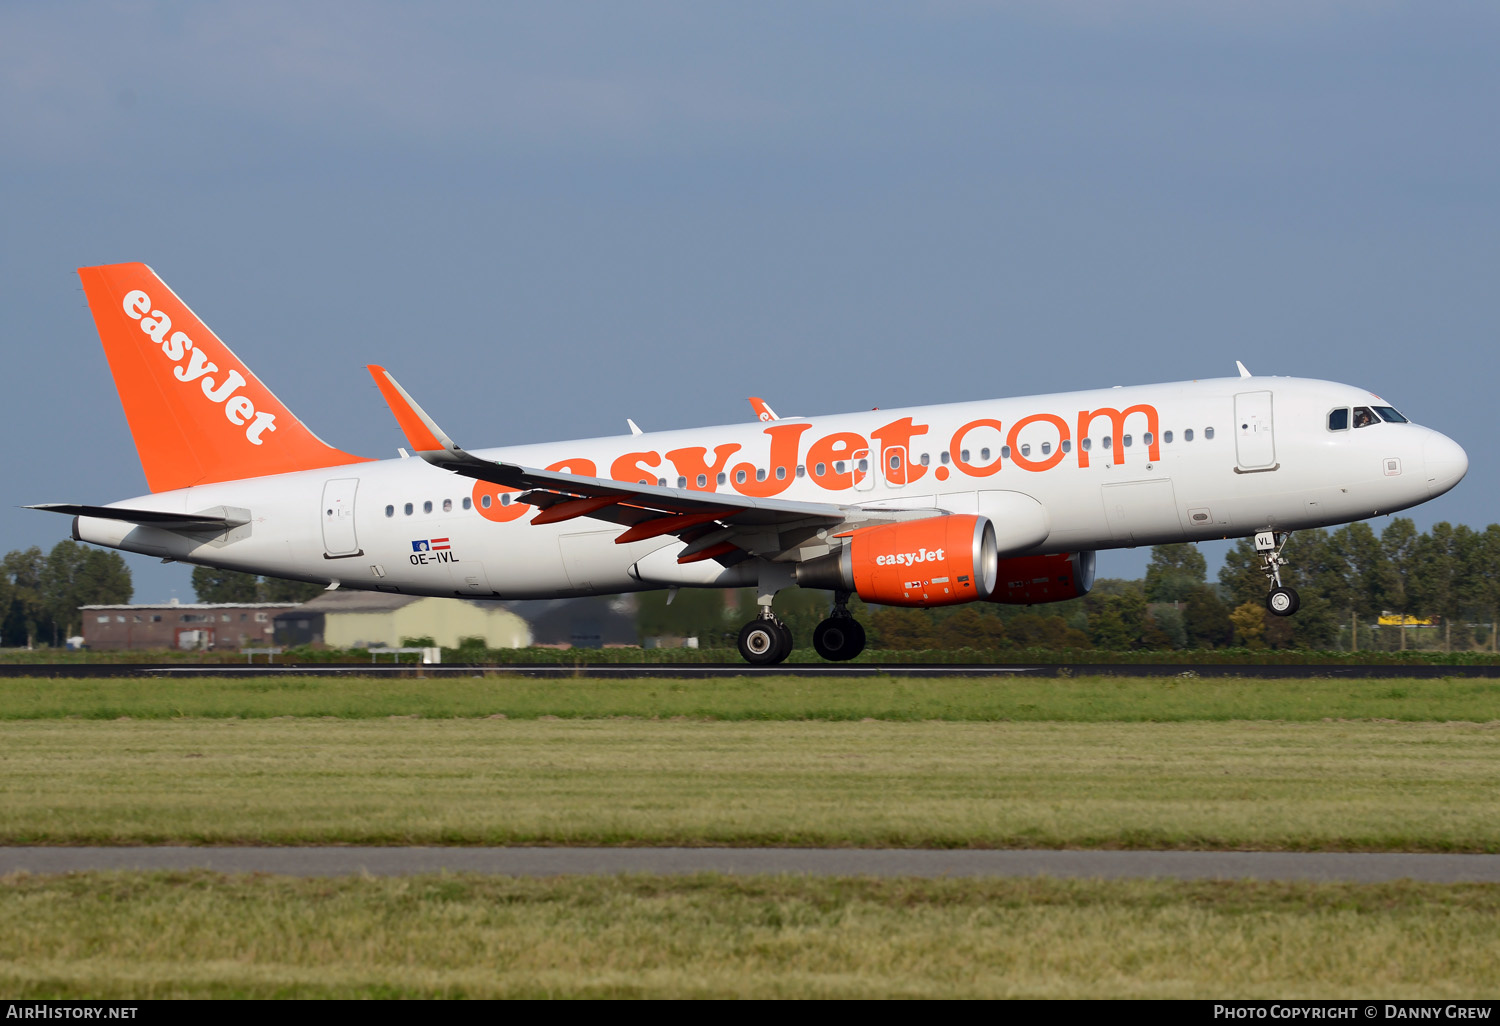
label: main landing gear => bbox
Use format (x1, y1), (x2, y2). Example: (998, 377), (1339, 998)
(813, 591), (865, 662)
(735, 567), (868, 665)
(1255, 530), (1300, 617)
(737, 614), (794, 666)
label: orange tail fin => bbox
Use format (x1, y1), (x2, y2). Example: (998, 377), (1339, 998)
(78, 263), (371, 492)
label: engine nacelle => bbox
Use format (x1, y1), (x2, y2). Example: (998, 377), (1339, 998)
(796, 514), (999, 607)
(986, 551), (1096, 605)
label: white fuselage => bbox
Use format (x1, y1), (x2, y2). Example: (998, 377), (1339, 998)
(74, 376), (1467, 600)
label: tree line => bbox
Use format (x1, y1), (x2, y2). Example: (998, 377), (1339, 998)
(0, 542), (132, 647)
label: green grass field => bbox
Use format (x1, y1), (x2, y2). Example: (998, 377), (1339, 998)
(2, 717), (1496, 850)
(2, 873), (1496, 998)
(3, 674), (1497, 997)
(3, 673), (1499, 721)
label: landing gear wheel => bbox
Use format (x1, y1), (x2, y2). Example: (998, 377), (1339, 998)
(776, 622), (795, 661)
(738, 619), (790, 665)
(1266, 586), (1300, 617)
(813, 617), (867, 661)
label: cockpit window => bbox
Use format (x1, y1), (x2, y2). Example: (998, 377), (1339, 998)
(1373, 406), (1408, 424)
(1353, 406), (1378, 429)
(1328, 408), (1349, 431)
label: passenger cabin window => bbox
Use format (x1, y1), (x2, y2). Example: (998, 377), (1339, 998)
(481, 495), (492, 508)
(717, 473), (727, 485)
(1081, 438), (1091, 451)
(697, 474), (708, 488)
(980, 448), (990, 461)
(423, 500), (433, 514)
(815, 463), (827, 476)
(1001, 446), (1011, 459)
(940, 451), (950, 464)
(1163, 431), (1173, 444)
(1204, 427), (1215, 440)
(1041, 441), (1052, 456)
(1061, 440), (1072, 453)
(796, 465), (806, 478)
(1184, 429), (1194, 442)
(677, 477), (687, 488)
(1374, 406), (1408, 424)
(919, 453), (930, 466)
(1143, 432), (1153, 446)
(1102, 436), (1112, 450)
(1123, 435), (1133, 448)
(385, 505), (394, 518)
(1328, 408), (1350, 431)
(462, 497), (471, 510)
(442, 499), (452, 513)
(1021, 444), (1031, 457)
(404, 502), (414, 515)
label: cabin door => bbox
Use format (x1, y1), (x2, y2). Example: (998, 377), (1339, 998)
(1234, 391), (1277, 470)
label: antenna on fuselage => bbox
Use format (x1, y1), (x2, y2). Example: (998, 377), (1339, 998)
(1236, 361), (1253, 378)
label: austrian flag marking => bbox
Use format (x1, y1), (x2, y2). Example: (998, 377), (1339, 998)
(409, 538), (458, 564)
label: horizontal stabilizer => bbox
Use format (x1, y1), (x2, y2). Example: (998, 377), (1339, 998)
(26, 504), (250, 532)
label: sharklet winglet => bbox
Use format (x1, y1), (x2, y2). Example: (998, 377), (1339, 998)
(367, 365), (468, 459)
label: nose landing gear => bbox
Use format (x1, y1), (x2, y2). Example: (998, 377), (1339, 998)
(1255, 530), (1300, 617)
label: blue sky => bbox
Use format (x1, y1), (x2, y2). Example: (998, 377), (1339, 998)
(3, 2), (1496, 603)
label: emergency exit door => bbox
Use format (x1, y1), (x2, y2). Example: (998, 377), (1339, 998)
(321, 478), (362, 557)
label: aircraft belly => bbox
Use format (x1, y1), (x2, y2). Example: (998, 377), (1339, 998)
(1101, 479), (1183, 547)
(557, 530), (672, 595)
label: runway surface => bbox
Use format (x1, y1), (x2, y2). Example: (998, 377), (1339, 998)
(3, 848), (1498, 882)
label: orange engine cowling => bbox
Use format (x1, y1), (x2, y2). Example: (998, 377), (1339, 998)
(986, 551), (1096, 605)
(797, 514), (999, 607)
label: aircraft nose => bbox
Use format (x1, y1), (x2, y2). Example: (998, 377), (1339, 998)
(1424, 432), (1468, 498)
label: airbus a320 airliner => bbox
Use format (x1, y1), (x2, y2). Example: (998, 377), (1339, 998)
(31, 264), (1469, 664)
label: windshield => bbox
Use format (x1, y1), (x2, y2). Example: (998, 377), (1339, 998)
(1373, 406), (1409, 423)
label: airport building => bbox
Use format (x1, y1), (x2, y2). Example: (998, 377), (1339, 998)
(80, 601), (301, 651)
(272, 592), (533, 650)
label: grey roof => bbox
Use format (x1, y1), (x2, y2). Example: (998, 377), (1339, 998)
(80, 602), (303, 611)
(275, 591), (526, 617)
(274, 591), (422, 615)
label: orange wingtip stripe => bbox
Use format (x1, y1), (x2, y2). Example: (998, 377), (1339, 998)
(367, 365), (446, 453)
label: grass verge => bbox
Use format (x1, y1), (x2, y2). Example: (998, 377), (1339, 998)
(2, 675), (1499, 721)
(2, 719), (1496, 850)
(1, 872), (1496, 998)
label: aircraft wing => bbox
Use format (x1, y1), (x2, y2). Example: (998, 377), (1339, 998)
(368, 366), (935, 563)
